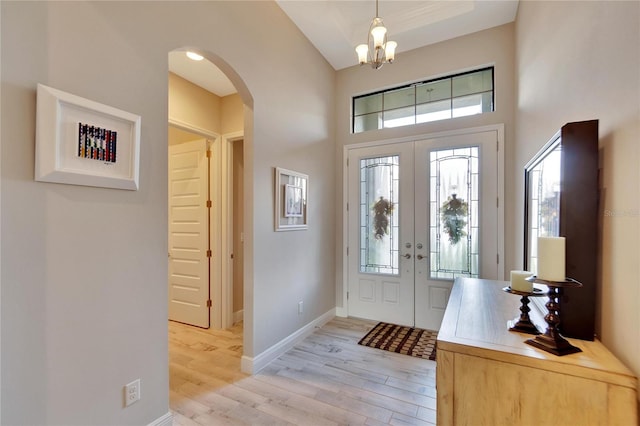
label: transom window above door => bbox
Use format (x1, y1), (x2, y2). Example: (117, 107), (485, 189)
(352, 67), (494, 133)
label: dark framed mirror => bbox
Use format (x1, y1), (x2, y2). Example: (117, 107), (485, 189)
(523, 120), (599, 341)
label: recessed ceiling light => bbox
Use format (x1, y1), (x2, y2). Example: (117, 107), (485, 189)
(186, 51), (204, 61)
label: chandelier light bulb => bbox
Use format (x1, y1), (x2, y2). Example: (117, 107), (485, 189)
(370, 23), (387, 49)
(356, 44), (369, 65)
(385, 41), (397, 62)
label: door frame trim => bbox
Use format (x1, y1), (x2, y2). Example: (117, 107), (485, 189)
(221, 131), (244, 329)
(340, 124), (505, 318)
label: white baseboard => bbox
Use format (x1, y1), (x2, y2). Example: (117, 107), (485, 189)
(335, 306), (348, 317)
(241, 308), (335, 374)
(148, 411), (173, 426)
(233, 309), (244, 324)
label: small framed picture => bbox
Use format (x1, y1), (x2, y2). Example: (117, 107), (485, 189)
(35, 84), (141, 190)
(275, 167), (308, 231)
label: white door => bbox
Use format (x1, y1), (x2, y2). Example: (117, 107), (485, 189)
(168, 139), (210, 328)
(413, 131), (499, 330)
(347, 142), (415, 327)
(347, 130), (500, 330)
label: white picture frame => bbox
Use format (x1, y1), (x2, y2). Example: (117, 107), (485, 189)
(275, 167), (308, 231)
(35, 84), (141, 190)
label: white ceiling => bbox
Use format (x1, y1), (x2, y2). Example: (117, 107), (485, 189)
(169, 50), (237, 97)
(276, 0), (519, 70)
(169, 0), (519, 97)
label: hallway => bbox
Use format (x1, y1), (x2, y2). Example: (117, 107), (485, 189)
(169, 317), (437, 425)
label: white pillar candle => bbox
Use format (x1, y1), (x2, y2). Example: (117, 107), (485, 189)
(510, 270), (533, 292)
(537, 236), (566, 281)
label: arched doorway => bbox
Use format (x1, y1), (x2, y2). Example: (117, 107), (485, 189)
(166, 47), (255, 383)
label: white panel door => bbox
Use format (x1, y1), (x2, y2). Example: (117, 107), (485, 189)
(347, 142), (415, 327)
(347, 130), (500, 331)
(168, 139), (210, 328)
(414, 131), (499, 330)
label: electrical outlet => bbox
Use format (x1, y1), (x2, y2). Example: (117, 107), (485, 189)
(298, 301), (303, 315)
(124, 379), (141, 407)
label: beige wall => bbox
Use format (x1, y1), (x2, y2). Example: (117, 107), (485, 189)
(334, 23), (516, 309)
(168, 126), (202, 145)
(0, 1), (335, 424)
(168, 72), (244, 137)
(515, 0), (639, 401)
(222, 94), (244, 135)
(169, 72), (221, 134)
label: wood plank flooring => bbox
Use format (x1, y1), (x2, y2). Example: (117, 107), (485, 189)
(169, 317), (437, 425)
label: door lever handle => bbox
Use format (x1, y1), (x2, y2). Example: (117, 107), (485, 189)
(403, 253), (411, 259)
(416, 254), (425, 260)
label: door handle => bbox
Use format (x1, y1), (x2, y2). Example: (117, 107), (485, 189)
(403, 253), (411, 259)
(416, 254), (425, 260)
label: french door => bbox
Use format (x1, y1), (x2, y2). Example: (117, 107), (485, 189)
(347, 130), (500, 330)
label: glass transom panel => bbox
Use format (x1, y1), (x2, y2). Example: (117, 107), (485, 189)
(353, 67), (494, 133)
(429, 147), (479, 279)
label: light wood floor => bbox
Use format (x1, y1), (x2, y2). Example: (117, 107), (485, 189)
(169, 317), (437, 425)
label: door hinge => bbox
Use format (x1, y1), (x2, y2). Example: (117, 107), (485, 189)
(206, 200), (212, 208)
(496, 140), (499, 151)
(346, 246), (349, 256)
(207, 249), (212, 258)
(346, 202), (349, 212)
(347, 292), (349, 300)
(206, 150), (212, 158)
(347, 158), (349, 167)
(496, 197), (499, 208)
(206, 300), (212, 308)
(497, 253), (500, 264)
(230, 253), (234, 259)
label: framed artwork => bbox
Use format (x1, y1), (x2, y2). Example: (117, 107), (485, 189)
(275, 167), (308, 231)
(35, 83), (141, 190)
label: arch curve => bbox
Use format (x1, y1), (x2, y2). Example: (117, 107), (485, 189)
(171, 46), (253, 109)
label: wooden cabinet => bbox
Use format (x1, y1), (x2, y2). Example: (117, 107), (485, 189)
(436, 278), (638, 426)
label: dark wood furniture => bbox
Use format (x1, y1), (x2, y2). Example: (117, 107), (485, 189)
(524, 120), (599, 340)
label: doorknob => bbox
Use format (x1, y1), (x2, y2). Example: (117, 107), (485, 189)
(416, 254), (425, 260)
(403, 253), (411, 259)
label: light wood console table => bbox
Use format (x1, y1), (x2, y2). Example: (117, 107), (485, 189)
(436, 277), (638, 425)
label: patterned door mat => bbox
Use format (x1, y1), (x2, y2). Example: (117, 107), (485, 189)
(358, 322), (437, 361)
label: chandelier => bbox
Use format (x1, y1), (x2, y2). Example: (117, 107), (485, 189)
(355, 0), (397, 69)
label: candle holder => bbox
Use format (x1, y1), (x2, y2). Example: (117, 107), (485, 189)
(502, 286), (546, 335)
(523, 276), (583, 356)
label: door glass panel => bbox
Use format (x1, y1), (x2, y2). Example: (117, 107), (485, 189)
(429, 147), (479, 279)
(360, 156), (400, 275)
